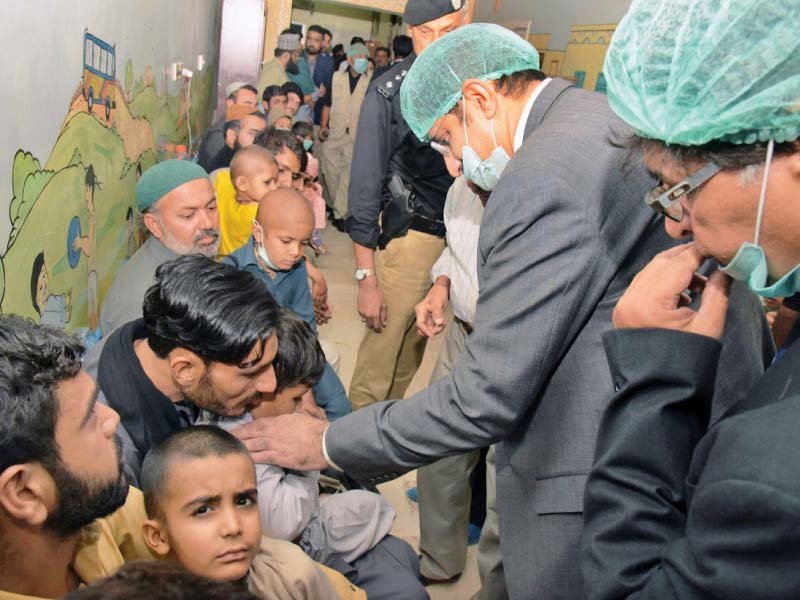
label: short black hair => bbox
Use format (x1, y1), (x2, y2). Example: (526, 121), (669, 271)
(350, 36), (365, 46)
(332, 44), (344, 55)
(392, 35), (412, 60)
(141, 426), (251, 518)
(63, 560), (260, 600)
(262, 84), (287, 104)
(273, 309), (326, 392)
(0, 315), (84, 475)
(230, 84), (258, 101)
(307, 25), (326, 37)
(291, 121), (313, 139)
(322, 29), (332, 39)
(273, 48), (292, 58)
(255, 128), (307, 171)
(142, 255), (279, 366)
(30, 251), (46, 314)
(376, 46), (390, 57)
(281, 81), (304, 104)
(493, 69), (546, 97)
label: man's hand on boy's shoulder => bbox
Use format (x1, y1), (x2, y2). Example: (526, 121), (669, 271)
(232, 412), (329, 471)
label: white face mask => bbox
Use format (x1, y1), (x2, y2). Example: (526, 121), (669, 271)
(252, 221), (281, 271)
(719, 139), (800, 298)
(460, 108), (511, 191)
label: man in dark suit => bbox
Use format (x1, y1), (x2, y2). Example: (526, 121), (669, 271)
(231, 24), (770, 598)
(581, 0), (800, 597)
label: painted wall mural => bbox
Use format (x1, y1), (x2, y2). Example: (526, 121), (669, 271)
(1, 29), (217, 332)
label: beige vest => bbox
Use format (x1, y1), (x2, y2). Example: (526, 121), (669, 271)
(329, 69), (371, 139)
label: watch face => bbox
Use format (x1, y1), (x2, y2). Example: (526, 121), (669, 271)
(355, 269), (364, 280)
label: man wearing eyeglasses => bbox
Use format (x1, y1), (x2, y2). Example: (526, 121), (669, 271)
(232, 24), (771, 598)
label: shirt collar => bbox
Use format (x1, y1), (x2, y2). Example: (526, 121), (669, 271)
(513, 78), (552, 152)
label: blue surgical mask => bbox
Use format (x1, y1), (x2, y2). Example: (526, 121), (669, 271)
(720, 139), (799, 298)
(303, 138), (313, 151)
(353, 58), (368, 74)
(252, 221), (281, 271)
(461, 112), (510, 191)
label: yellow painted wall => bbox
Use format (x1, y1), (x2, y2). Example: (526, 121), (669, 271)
(540, 49), (565, 77)
(561, 24), (615, 91)
(527, 33), (551, 51)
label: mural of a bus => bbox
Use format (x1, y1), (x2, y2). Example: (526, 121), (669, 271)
(82, 30), (116, 121)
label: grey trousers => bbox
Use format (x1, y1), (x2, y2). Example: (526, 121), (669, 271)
(417, 320), (508, 598)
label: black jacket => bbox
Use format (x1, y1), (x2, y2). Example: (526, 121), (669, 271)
(582, 315), (800, 599)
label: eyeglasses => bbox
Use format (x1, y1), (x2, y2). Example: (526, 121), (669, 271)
(645, 162), (721, 222)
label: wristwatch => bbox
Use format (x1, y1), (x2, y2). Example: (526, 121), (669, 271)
(354, 267), (376, 281)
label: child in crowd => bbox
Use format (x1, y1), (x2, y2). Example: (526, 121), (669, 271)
(200, 309), (428, 600)
(139, 426), (365, 600)
(215, 145), (279, 258)
(293, 121), (328, 254)
(224, 189), (347, 419)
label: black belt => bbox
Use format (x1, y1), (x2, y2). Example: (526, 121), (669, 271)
(409, 214), (445, 238)
(455, 316), (474, 335)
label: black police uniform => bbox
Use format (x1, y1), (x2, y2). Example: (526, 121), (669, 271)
(346, 54), (453, 250)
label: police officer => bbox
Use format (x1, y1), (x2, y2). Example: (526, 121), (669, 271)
(346, 0), (464, 411)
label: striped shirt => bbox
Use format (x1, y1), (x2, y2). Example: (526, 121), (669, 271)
(430, 176), (483, 323)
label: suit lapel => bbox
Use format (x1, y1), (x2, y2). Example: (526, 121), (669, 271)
(523, 78), (575, 140)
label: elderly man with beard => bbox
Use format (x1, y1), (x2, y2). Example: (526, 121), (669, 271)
(86, 255), (280, 487)
(0, 316), (148, 600)
(100, 161), (221, 335)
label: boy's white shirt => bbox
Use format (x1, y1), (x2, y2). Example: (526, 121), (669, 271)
(197, 410), (395, 562)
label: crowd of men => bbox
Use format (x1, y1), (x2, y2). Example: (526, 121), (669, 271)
(2, 0), (799, 598)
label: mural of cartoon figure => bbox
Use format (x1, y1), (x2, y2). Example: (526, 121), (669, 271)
(31, 252), (72, 328)
(125, 206), (138, 259)
(72, 165), (99, 330)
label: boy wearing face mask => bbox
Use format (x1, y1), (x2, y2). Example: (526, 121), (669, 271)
(320, 43), (372, 224)
(224, 189), (350, 422)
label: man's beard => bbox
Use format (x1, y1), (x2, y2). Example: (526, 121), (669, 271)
(160, 225), (220, 258)
(306, 45), (319, 56)
(44, 437), (129, 539)
(185, 369), (261, 417)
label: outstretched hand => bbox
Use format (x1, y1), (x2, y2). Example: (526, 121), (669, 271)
(613, 243), (732, 341)
(231, 412), (330, 471)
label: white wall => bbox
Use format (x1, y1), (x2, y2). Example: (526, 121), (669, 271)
(473, 0), (632, 48)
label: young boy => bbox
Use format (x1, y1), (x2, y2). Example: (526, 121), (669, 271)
(215, 145), (279, 258)
(139, 426), (365, 600)
(201, 309), (428, 600)
(224, 189), (347, 420)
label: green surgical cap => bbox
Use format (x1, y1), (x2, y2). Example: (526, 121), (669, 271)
(347, 43), (368, 58)
(136, 160), (209, 212)
(401, 24), (540, 141)
(605, 0), (800, 145)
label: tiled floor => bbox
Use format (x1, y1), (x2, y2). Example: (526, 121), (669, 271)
(315, 227), (481, 599)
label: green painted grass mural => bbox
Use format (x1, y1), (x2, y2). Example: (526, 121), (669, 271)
(1, 29), (217, 331)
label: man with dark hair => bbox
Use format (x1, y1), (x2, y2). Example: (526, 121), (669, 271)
(86, 255), (280, 486)
(374, 47), (390, 69)
(0, 316), (151, 599)
(255, 128), (306, 191)
(100, 160), (220, 335)
(322, 29), (333, 55)
(206, 105), (267, 172)
(282, 81), (312, 124)
(256, 33), (301, 100)
(64, 561), (260, 600)
(261, 84), (287, 114)
(198, 82), (259, 171)
(332, 44), (346, 71)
